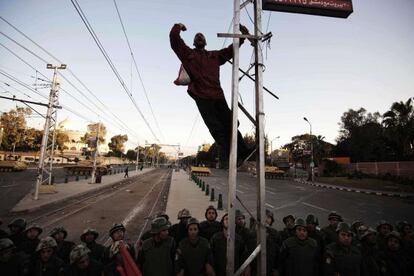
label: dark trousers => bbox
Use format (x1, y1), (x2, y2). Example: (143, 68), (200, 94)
(193, 96), (249, 160)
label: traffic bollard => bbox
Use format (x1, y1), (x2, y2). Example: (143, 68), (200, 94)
(75, 175), (79, 181)
(64, 176), (68, 183)
(210, 188), (215, 201)
(51, 176), (54, 184)
(206, 184), (209, 196)
(217, 194), (223, 210)
(85, 174), (88, 179)
(202, 181), (205, 191)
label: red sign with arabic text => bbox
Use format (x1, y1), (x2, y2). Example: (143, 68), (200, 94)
(263, 0), (353, 18)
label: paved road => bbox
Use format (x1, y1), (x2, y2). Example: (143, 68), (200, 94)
(0, 165), (136, 216)
(201, 169), (414, 229)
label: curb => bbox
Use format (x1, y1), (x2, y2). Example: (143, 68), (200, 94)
(294, 179), (413, 199)
(11, 169), (153, 214)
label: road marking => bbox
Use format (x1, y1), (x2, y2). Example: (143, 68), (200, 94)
(302, 202), (330, 212)
(265, 203), (275, 209)
(236, 189), (245, 194)
(266, 190), (276, 195)
(0, 184), (19, 188)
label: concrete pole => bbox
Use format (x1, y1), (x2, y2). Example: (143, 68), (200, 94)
(136, 144), (139, 171)
(226, 0), (241, 275)
(304, 117), (314, 182)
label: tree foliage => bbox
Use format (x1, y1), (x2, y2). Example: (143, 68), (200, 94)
(107, 134), (128, 157)
(0, 107), (31, 150)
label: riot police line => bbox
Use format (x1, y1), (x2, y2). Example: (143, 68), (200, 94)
(1, 205), (413, 276)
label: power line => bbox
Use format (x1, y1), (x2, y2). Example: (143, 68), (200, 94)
(69, 0), (159, 141)
(0, 16), (142, 142)
(0, 29), (141, 142)
(112, 0), (165, 141)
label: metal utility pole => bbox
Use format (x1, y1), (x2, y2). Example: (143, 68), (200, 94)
(34, 63), (66, 200)
(90, 122), (101, 184)
(304, 117), (314, 182)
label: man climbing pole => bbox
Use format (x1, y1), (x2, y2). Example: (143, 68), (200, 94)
(170, 23), (254, 167)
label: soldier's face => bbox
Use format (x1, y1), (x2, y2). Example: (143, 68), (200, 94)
(387, 237), (400, 251)
(379, 224), (391, 236)
(285, 218), (294, 229)
(403, 225), (412, 235)
(329, 218), (340, 227)
(206, 210), (217, 221)
(188, 224), (199, 239)
(40, 248), (54, 262)
(266, 217), (273, 226)
(236, 216), (245, 227)
(53, 232), (65, 242)
(338, 231), (352, 246)
(76, 256), (90, 270)
(295, 226), (308, 240)
(223, 216), (229, 229)
(112, 230), (124, 241)
(84, 233), (95, 243)
(159, 229), (169, 240)
(26, 228), (40, 240)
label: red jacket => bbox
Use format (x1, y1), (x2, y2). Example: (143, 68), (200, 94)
(170, 24), (243, 100)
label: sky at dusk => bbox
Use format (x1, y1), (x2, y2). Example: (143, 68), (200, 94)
(1, 0), (413, 156)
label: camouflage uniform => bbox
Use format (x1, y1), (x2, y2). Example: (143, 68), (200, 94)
(7, 218), (27, 250)
(321, 212), (343, 246)
(377, 231), (411, 276)
(20, 224), (42, 259)
(30, 237), (65, 276)
(170, 209), (192, 245)
(61, 244), (104, 276)
(358, 228), (381, 276)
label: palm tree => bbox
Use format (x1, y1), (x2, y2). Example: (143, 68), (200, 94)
(383, 98), (414, 160)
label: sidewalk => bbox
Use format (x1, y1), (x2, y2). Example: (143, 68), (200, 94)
(294, 178), (414, 199)
(12, 168), (154, 213)
(166, 170), (226, 222)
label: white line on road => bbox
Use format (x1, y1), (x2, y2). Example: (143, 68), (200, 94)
(265, 203), (275, 209)
(302, 202), (330, 212)
(236, 189), (245, 194)
(266, 190), (276, 195)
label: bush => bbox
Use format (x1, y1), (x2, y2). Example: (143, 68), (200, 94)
(322, 160), (343, 177)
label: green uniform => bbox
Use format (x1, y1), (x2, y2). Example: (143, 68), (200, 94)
(137, 236), (176, 276)
(279, 236), (319, 276)
(377, 248), (411, 276)
(176, 237), (212, 275)
(321, 225), (337, 246)
(84, 241), (105, 263)
(323, 242), (362, 276)
(199, 220), (221, 241)
(358, 241), (380, 276)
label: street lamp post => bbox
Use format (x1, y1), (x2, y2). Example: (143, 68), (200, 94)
(303, 117), (314, 182)
(270, 136), (280, 166)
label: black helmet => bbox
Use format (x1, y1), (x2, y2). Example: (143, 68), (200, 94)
(385, 231), (401, 241)
(328, 211), (343, 222)
(8, 218), (27, 230)
(306, 214), (319, 226)
(25, 223), (43, 235)
(266, 209), (274, 225)
(294, 218), (306, 229)
(205, 205), (218, 219)
(235, 209), (245, 219)
(186, 217), (200, 229)
(336, 222), (352, 234)
(150, 217), (170, 234)
(376, 220), (393, 231)
(109, 223), (126, 237)
(49, 226), (68, 239)
(282, 215), (295, 224)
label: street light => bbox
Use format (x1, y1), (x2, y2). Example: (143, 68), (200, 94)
(270, 136), (280, 166)
(303, 117), (314, 182)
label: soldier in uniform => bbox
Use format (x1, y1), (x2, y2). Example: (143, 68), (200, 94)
(210, 213), (249, 276)
(20, 223), (42, 260)
(265, 210), (280, 276)
(80, 228), (105, 263)
(61, 244), (103, 276)
(176, 217), (215, 276)
(323, 222), (362, 276)
(0, 220), (8, 238)
(199, 205), (221, 241)
(49, 226), (75, 264)
(376, 220), (393, 250)
(138, 212), (171, 248)
(30, 236), (65, 276)
(170, 208), (192, 245)
(102, 223), (135, 265)
(321, 211), (343, 246)
(377, 231), (411, 276)
(277, 214), (295, 246)
(358, 227), (380, 276)
(137, 217), (176, 276)
(7, 218), (27, 249)
(306, 214), (324, 256)
(279, 218), (320, 276)
(0, 238), (30, 275)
